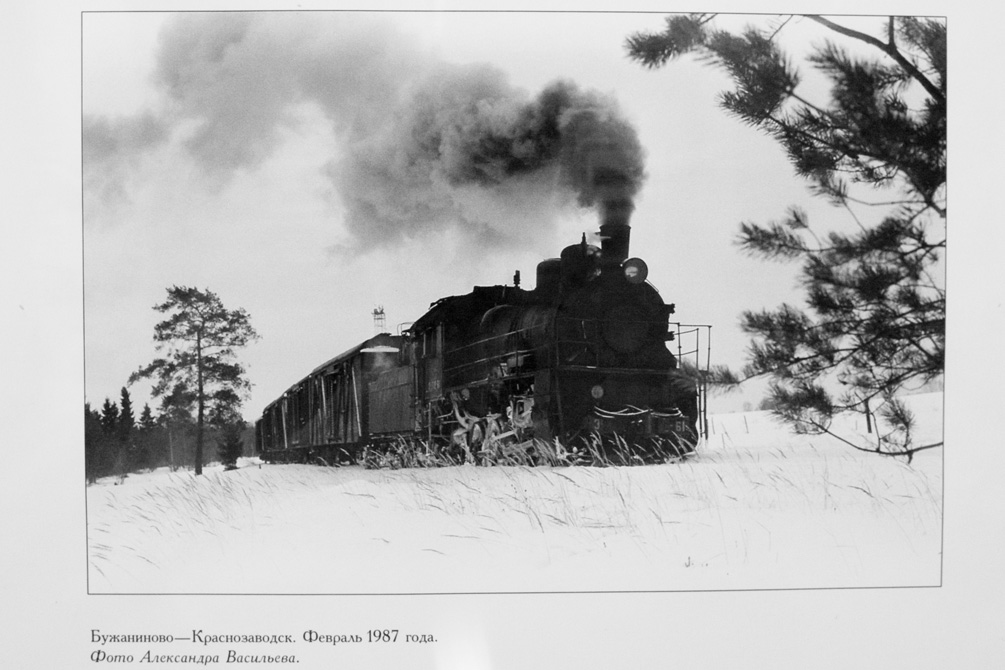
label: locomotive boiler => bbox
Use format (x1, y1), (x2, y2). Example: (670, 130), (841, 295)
(256, 189), (705, 466)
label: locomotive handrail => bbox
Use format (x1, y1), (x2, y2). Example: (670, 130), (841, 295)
(444, 325), (540, 357)
(439, 370), (537, 394)
(595, 405), (649, 416)
(553, 364), (685, 375)
(442, 347), (538, 376)
(671, 322), (713, 439)
(443, 315), (674, 359)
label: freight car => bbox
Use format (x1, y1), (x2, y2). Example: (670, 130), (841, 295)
(256, 212), (709, 466)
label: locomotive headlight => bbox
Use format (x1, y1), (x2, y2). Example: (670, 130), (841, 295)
(622, 257), (648, 284)
(591, 384), (605, 400)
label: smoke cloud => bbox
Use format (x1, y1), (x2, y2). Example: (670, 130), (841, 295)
(84, 13), (646, 251)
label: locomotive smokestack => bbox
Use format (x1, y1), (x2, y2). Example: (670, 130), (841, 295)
(594, 168), (635, 263)
(594, 167), (634, 264)
(567, 116), (643, 266)
(577, 132), (642, 266)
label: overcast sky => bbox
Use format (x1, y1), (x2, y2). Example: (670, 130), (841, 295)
(81, 10), (941, 419)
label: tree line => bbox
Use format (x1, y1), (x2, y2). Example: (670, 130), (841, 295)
(85, 286), (258, 483)
(84, 387), (248, 483)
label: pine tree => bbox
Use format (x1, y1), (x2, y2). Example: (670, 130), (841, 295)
(216, 422), (245, 471)
(99, 397), (119, 435)
(117, 387), (135, 441)
(130, 286), (259, 475)
(135, 403), (157, 471)
(98, 397), (121, 475)
(117, 386), (136, 473)
(626, 15), (945, 460)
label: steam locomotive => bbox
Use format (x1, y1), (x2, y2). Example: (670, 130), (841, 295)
(256, 201), (706, 466)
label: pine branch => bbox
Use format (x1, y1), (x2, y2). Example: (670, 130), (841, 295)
(803, 414), (942, 463)
(626, 14), (944, 462)
(766, 15), (795, 41)
(805, 15), (945, 105)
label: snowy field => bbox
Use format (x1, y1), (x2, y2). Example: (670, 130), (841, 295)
(86, 394), (943, 594)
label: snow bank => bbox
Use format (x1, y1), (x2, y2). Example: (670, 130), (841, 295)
(87, 395), (943, 594)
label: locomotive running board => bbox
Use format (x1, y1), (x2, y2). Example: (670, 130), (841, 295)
(555, 365), (685, 376)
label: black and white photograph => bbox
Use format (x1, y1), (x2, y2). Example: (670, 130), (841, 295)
(82, 8), (946, 594)
(4, 1), (1003, 667)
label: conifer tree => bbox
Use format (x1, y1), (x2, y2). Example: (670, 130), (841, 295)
(139, 403), (156, 429)
(99, 397), (119, 435)
(135, 403), (158, 471)
(117, 387), (136, 472)
(117, 387), (135, 442)
(130, 286), (259, 475)
(84, 403), (104, 483)
(98, 397), (121, 475)
(216, 422), (245, 471)
(626, 15), (945, 460)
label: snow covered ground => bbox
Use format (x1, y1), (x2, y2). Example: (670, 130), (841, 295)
(86, 393), (943, 594)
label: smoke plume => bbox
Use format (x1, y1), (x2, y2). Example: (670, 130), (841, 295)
(84, 13), (646, 251)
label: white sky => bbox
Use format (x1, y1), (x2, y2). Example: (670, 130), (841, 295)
(80, 10), (918, 419)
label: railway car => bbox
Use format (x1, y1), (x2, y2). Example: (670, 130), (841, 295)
(256, 207), (708, 466)
(255, 333), (410, 464)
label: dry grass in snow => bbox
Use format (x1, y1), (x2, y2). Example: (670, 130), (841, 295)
(87, 394), (943, 594)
